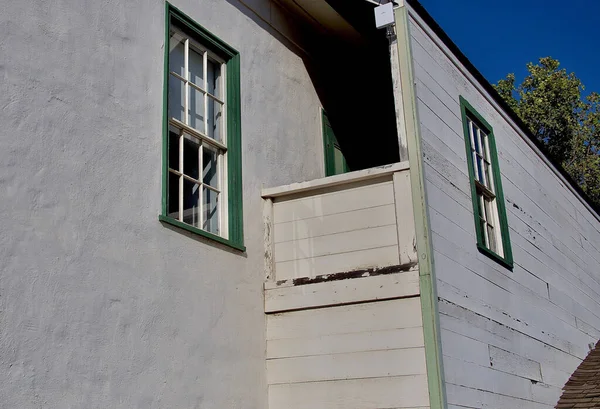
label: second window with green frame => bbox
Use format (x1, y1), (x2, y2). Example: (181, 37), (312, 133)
(459, 96), (513, 268)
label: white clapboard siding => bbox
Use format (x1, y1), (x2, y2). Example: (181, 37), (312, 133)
(446, 384), (548, 409)
(489, 345), (542, 382)
(267, 297), (423, 340)
(267, 347), (427, 384)
(267, 326), (425, 359)
(272, 180), (394, 223)
(265, 270), (419, 312)
(409, 8), (600, 408)
(274, 224), (398, 263)
(274, 203), (397, 243)
(268, 375), (430, 409)
(275, 245), (400, 281)
(444, 356), (533, 401)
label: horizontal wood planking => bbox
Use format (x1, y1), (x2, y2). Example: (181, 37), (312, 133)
(272, 180), (394, 223)
(268, 375), (430, 409)
(440, 330), (490, 367)
(265, 270), (419, 312)
(446, 383), (550, 409)
(444, 356), (534, 401)
(267, 297), (423, 340)
(267, 327), (425, 359)
(410, 10), (600, 408)
(488, 345), (542, 382)
(267, 347), (427, 384)
(437, 277), (591, 359)
(273, 204), (397, 243)
(274, 245), (400, 281)
(274, 224), (398, 263)
(439, 300), (581, 373)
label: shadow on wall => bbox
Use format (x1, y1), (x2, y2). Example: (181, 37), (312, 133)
(223, 0), (401, 172)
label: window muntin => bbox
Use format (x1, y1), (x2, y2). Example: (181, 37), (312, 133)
(460, 96), (512, 268)
(167, 26), (227, 236)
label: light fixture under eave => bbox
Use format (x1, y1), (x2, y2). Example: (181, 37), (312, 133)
(374, 2), (395, 29)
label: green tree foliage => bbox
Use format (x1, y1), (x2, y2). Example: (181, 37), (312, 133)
(494, 57), (600, 207)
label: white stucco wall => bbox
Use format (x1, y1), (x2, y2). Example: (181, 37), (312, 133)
(408, 8), (600, 409)
(0, 0), (324, 407)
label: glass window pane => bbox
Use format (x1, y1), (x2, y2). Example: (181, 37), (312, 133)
(477, 194), (485, 220)
(168, 172), (180, 220)
(479, 217), (488, 247)
(203, 187), (219, 234)
(469, 120), (476, 152)
(207, 97), (223, 141)
(487, 224), (497, 252)
(484, 162), (492, 190)
(168, 76), (185, 123)
(471, 122), (481, 154)
(182, 179), (200, 227)
(480, 133), (488, 160)
(477, 156), (485, 183)
(169, 127), (180, 171)
(183, 134), (200, 180)
(203, 145), (219, 188)
(484, 198), (495, 225)
(169, 33), (185, 77)
(188, 87), (205, 133)
(207, 58), (222, 98)
(189, 47), (204, 87)
(333, 146), (346, 175)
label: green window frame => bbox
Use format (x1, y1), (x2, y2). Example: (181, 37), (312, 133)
(159, 3), (244, 252)
(322, 110), (349, 177)
(459, 96), (512, 268)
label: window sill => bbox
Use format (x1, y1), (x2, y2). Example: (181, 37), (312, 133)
(159, 215), (246, 252)
(477, 243), (513, 270)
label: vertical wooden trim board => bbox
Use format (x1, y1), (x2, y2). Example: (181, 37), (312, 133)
(394, 5), (447, 409)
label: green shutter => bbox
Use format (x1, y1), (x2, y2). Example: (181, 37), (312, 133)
(322, 110), (349, 177)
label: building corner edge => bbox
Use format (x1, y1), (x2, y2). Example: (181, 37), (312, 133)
(393, 5), (447, 409)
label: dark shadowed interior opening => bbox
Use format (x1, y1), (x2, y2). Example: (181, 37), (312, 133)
(301, 0), (400, 172)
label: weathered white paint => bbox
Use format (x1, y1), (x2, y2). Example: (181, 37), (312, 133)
(265, 269), (420, 312)
(267, 326), (425, 359)
(266, 297), (429, 409)
(267, 297), (423, 339)
(393, 170), (418, 265)
(274, 224), (399, 263)
(262, 161), (410, 199)
(264, 197), (275, 281)
(267, 347), (427, 384)
(273, 203), (397, 244)
(269, 375), (430, 409)
(275, 245), (401, 280)
(0, 0), (326, 407)
(407, 4), (600, 408)
(266, 166), (416, 280)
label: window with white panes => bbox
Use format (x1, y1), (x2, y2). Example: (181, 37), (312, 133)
(161, 5), (244, 251)
(460, 96), (513, 268)
(168, 27), (226, 236)
(468, 118), (502, 255)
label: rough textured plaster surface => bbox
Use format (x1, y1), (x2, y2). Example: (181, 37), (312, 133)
(0, 0), (323, 407)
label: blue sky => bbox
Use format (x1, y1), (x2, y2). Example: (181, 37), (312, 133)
(417, 0), (599, 95)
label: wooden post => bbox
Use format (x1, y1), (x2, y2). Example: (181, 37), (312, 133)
(393, 170), (418, 267)
(263, 197), (275, 281)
